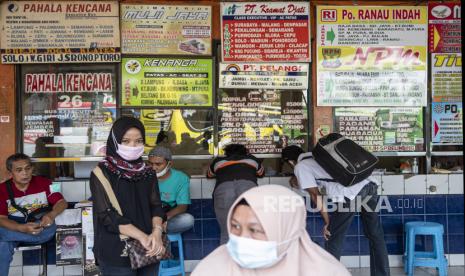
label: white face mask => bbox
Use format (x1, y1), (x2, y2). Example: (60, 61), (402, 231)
(156, 162), (171, 178)
(112, 131), (145, 161)
(226, 234), (295, 269)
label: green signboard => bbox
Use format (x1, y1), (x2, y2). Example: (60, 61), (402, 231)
(121, 58), (213, 107)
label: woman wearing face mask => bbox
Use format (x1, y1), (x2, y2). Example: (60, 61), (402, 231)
(192, 185), (350, 276)
(90, 117), (166, 276)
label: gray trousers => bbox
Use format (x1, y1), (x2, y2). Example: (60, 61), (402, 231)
(213, 180), (257, 244)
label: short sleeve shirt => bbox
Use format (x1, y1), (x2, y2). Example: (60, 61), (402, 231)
(294, 153), (376, 202)
(158, 169), (191, 207)
(0, 176), (64, 217)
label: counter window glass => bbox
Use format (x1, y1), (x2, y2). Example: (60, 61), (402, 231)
(218, 89), (308, 154)
(20, 64), (117, 159)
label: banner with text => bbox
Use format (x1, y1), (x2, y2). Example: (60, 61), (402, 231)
(317, 6), (428, 106)
(428, 2), (461, 53)
(219, 63), (308, 89)
(121, 58), (213, 107)
(221, 2), (310, 62)
(218, 90), (307, 154)
(432, 53), (462, 102)
(432, 102), (462, 145)
(0, 1), (120, 64)
(121, 5), (211, 55)
(21, 65), (117, 158)
(335, 107), (424, 152)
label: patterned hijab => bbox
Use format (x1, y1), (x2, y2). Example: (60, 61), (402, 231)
(99, 117), (154, 181)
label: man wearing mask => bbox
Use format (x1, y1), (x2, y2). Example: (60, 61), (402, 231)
(148, 146), (194, 234)
(0, 153), (68, 276)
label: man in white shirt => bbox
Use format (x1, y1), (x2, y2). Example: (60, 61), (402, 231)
(282, 145), (390, 276)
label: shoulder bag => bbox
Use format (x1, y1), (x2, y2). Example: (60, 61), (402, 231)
(92, 167), (172, 270)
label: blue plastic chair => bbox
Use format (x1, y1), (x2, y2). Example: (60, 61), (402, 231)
(158, 234), (185, 276)
(403, 221), (448, 276)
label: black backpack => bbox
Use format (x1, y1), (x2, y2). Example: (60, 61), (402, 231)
(312, 133), (378, 186)
(6, 180), (52, 223)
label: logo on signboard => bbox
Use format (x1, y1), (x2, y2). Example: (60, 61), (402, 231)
(321, 9), (337, 22)
(321, 48), (342, 68)
(225, 64), (241, 73)
(433, 104), (444, 114)
(224, 4), (240, 15)
(7, 3), (18, 13)
(431, 5), (452, 19)
(125, 60), (141, 74)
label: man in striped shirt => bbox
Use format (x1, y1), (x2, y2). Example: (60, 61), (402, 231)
(207, 144), (264, 244)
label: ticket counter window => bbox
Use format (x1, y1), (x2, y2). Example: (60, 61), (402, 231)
(20, 64), (117, 167)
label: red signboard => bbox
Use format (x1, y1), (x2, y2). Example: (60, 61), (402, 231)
(221, 2), (310, 62)
(428, 2), (461, 53)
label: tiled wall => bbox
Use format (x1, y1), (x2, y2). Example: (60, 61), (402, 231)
(11, 174), (464, 274)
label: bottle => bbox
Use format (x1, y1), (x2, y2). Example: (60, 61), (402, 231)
(412, 158), (419, 174)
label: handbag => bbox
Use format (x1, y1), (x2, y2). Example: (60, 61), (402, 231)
(93, 167), (172, 270)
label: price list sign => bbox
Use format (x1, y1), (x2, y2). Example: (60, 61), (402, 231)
(1, 1), (120, 64)
(219, 90), (307, 154)
(335, 107), (424, 152)
(221, 2), (310, 62)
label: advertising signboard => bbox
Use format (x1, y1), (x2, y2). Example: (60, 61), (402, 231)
(335, 107), (424, 152)
(219, 63), (308, 89)
(121, 5), (212, 55)
(221, 2), (310, 62)
(0, 1), (120, 63)
(317, 6), (428, 106)
(121, 58), (213, 107)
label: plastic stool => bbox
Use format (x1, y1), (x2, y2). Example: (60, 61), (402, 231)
(158, 234), (185, 276)
(403, 221), (448, 276)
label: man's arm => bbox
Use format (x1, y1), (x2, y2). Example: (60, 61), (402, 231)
(0, 215), (43, 234)
(166, 204), (188, 220)
(40, 199), (68, 227)
(306, 187), (331, 240)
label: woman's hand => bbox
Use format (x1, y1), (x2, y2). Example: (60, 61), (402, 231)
(323, 224), (331, 241)
(138, 234), (152, 251)
(146, 230), (165, 258)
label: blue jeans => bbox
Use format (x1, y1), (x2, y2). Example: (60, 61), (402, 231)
(99, 261), (159, 276)
(166, 213), (194, 234)
(0, 223), (56, 276)
(325, 182), (390, 276)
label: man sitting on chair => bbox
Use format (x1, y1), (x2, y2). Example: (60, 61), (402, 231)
(0, 153), (68, 276)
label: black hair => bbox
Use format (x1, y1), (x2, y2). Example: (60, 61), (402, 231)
(281, 145), (304, 162)
(224, 144), (247, 157)
(6, 153), (31, 172)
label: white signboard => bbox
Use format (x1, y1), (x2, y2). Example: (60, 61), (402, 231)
(219, 63), (309, 89)
(1, 1), (120, 63)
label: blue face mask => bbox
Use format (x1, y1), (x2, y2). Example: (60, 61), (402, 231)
(226, 234), (296, 269)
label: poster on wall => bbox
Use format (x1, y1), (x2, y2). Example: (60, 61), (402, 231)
(120, 5), (212, 55)
(56, 227), (83, 266)
(316, 6), (428, 106)
(428, 2), (461, 53)
(218, 90), (307, 154)
(0, 1), (120, 64)
(432, 102), (463, 144)
(221, 2), (310, 62)
(22, 65), (117, 158)
(219, 63), (308, 89)
(432, 53), (462, 102)
(123, 109), (214, 155)
(335, 107), (424, 152)
(121, 58), (213, 107)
